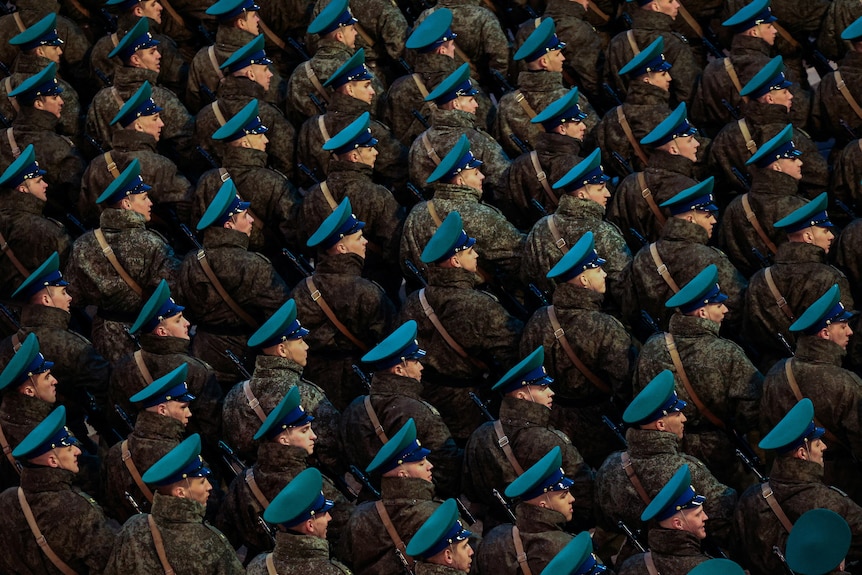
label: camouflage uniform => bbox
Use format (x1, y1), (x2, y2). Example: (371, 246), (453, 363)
(0, 467), (116, 574)
(176, 226), (290, 387)
(519, 283), (639, 467)
(246, 532), (352, 575)
(195, 75), (297, 180)
(258, 0), (315, 75)
(64, 208), (181, 364)
(462, 396), (594, 530)
(817, 0), (862, 62)
(0, 392), (52, 487)
(215, 442), (353, 561)
(344, 476), (440, 575)
(474, 503), (574, 574)
(617, 529), (710, 575)
(812, 50), (862, 147)
(104, 493), (244, 574)
(733, 456), (862, 575)
(397, 266), (523, 442)
(0, 191), (71, 297)
(834, 217), (862, 306)
(831, 139), (862, 220)
(102, 410), (185, 522)
(339, 371), (463, 497)
(715, 168), (807, 278)
(288, 253), (397, 410)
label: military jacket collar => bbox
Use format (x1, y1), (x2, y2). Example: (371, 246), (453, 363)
(545, 0), (588, 19)
(328, 158), (374, 179)
(20, 465), (75, 493)
(4, 189), (46, 216)
(416, 563), (465, 574)
(380, 475), (436, 501)
(646, 149), (695, 177)
(774, 240), (827, 264)
(14, 106), (59, 131)
(416, 52), (459, 76)
(499, 395), (551, 428)
(749, 167), (799, 197)
(515, 70), (564, 94)
(272, 531), (332, 561)
(329, 91), (371, 116)
(20, 303), (71, 330)
(556, 194), (605, 220)
(13, 53), (55, 76)
(730, 34), (771, 57)
(740, 99), (789, 126)
(139, 333), (192, 355)
(217, 75), (265, 101)
(133, 410), (186, 442)
(202, 226), (250, 250)
(114, 65), (159, 94)
(222, 145), (269, 169)
(794, 334), (847, 366)
(769, 454), (825, 483)
(215, 25), (255, 51)
(660, 216), (709, 245)
(314, 252), (365, 276)
(430, 108), (477, 129)
(151, 491), (207, 522)
(315, 38), (352, 61)
(252, 354), (304, 382)
(626, 80), (671, 105)
(431, 182), (482, 202)
(625, 427), (680, 457)
(425, 266), (479, 289)
(668, 313), (720, 338)
(632, 8), (675, 31)
(111, 127), (158, 153)
(535, 131), (582, 159)
(17, 0), (60, 15)
(99, 206), (148, 231)
(840, 49), (862, 70)
(0, 391), (53, 426)
(515, 498), (569, 531)
(257, 442), (308, 473)
(371, 372), (424, 400)
(647, 527), (704, 556)
(551, 282), (604, 311)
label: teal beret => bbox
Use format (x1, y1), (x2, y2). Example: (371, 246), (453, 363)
(618, 37), (671, 78)
(197, 179), (251, 231)
(96, 158), (152, 205)
(746, 124), (800, 168)
(739, 55), (791, 99)
(426, 134), (483, 184)
(640, 103), (697, 147)
(659, 177), (718, 216)
(546, 231), (606, 283)
(687, 559), (746, 575)
(307, 197), (366, 250)
(0, 144), (46, 189)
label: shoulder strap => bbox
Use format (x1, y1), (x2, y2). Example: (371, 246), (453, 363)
(243, 380), (268, 422)
(644, 551), (660, 575)
(453, 43), (477, 76)
(0, 422), (21, 475)
(147, 514), (176, 575)
(318, 114), (332, 142)
(304, 276), (368, 351)
(103, 151), (122, 178)
(12, 12), (26, 32)
(773, 22), (801, 49)
(427, 200), (443, 226)
(320, 180), (338, 210)
(783, 359), (846, 449)
(419, 288), (489, 370)
(675, 4), (703, 37)
(375, 500), (414, 568)
(157, 0), (186, 28)
(664, 332), (726, 430)
(617, 107), (649, 165)
(196, 249), (260, 328)
(212, 100), (228, 126)
(122, 440), (155, 503)
(834, 70), (862, 121)
(218, 167), (231, 183)
(514, 90), (539, 121)
(4, 77), (19, 113)
(512, 525), (533, 575)
(587, 0), (610, 22)
(304, 61), (331, 105)
(421, 132), (442, 165)
(364, 395), (389, 444)
(354, 22), (376, 48)
(741, 194), (779, 256)
(17, 488), (79, 575)
(760, 481), (794, 532)
(110, 32), (119, 47)
(548, 306), (611, 393)
(626, 30), (640, 55)
(259, 18), (286, 50)
(738, 118), (758, 156)
(245, 468), (271, 509)
(0, 229), (30, 277)
(546, 215), (567, 252)
(620, 451), (651, 504)
(648, 242), (679, 293)
(94, 228), (144, 296)
(265, 553), (278, 575)
(110, 86), (125, 107)
(529, 151), (558, 206)
(764, 267), (795, 320)
(493, 419), (525, 475)
(5, 127), (20, 158)
(207, 45), (224, 80)
(723, 58), (747, 102)
(412, 73), (430, 99)
(638, 172), (667, 226)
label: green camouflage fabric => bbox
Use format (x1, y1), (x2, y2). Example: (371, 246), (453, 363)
(246, 531), (352, 575)
(344, 476), (441, 575)
(519, 284), (639, 466)
(617, 529), (710, 575)
(462, 396), (594, 530)
(397, 266), (523, 442)
(186, 26), (286, 114)
(104, 493), (244, 575)
(834, 217), (862, 307)
(288, 253), (397, 410)
(64, 208), (181, 363)
(605, 150), (698, 251)
(0, 392), (53, 487)
(733, 456), (862, 575)
(715, 168), (807, 278)
(761, 336), (862, 501)
(522, 195), (631, 300)
(407, 108), (510, 199)
(215, 443), (353, 561)
(339, 371), (463, 498)
(621, 217), (747, 333)
(830, 138), (862, 220)
(475, 503), (574, 573)
(812, 51), (862, 147)
(0, 191), (70, 297)
(817, 0), (862, 62)
(195, 75), (297, 180)
(102, 410), (185, 522)
(415, 563), (463, 575)
(0, 467), (116, 574)
(176, 227), (290, 386)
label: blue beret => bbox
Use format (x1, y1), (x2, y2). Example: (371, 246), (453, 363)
(492, 346), (554, 394)
(505, 446), (574, 501)
(129, 364), (195, 408)
(0, 333), (54, 391)
(323, 48), (372, 88)
(623, 369), (687, 425)
(220, 34), (272, 73)
(547, 231), (606, 283)
(197, 179), (251, 230)
(641, 464), (706, 522)
(774, 192), (833, 233)
(640, 103), (697, 147)
(108, 17), (159, 61)
(552, 148), (610, 192)
(786, 509), (852, 575)
(142, 434), (211, 486)
(8, 62), (63, 104)
(308, 0), (358, 36)
(307, 197), (366, 250)
(322, 111), (378, 155)
(130, 279), (184, 334)
(366, 418), (432, 474)
(790, 284), (854, 334)
(264, 468), (335, 527)
(110, 80), (163, 127)
(12, 406), (80, 460)
(253, 386), (315, 441)
(532, 87), (588, 132)
(426, 134), (483, 184)
(212, 98), (268, 142)
(0, 144), (46, 190)
(405, 499), (472, 559)
(96, 158), (152, 205)
(406, 9), (457, 52)
(425, 63), (478, 106)
(514, 17), (566, 62)
(722, 0), (776, 32)
(540, 531), (608, 575)
(618, 36), (672, 78)
(660, 177), (718, 216)
(420, 211), (476, 264)
(249, 299), (310, 348)
(666, 264), (728, 313)
(362, 320), (427, 371)
(206, 0), (260, 21)
(9, 13), (64, 52)
(740, 55), (792, 99)
(759, 398), (825, 453)
(12, 251), (68, 300)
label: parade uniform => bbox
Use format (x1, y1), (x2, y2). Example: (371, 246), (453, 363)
(494, 71), (570, 158)
(246, 531), (352, 574)
(284, 37), (354, 126)
(813, 48), (862, 146)
(817, 0), (862, 61)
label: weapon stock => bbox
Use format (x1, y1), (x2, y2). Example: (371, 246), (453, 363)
(509, 133), (531, 154)
(618, 520), (647, 553)
(412, 109), (430, 130)
(218, 440), (247, 477)
(225, 349), (252, 379)
(528, 283), (549, 307)
(602, 415), (627, 448)
(282, 248), (314, 278)
(492, 488), (517, 522)
(735, 448), (766, 483)
(180, 223), (203, 251)
(403, 259), (428, 287)
(114, 404), (135, 434)
(352, 364), (373, 393)
(349, 464), (381, 499)
(309, 93), (327, 115)
(469, 392), (494, 422)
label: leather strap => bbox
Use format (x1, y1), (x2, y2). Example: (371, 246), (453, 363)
(103, 151), (122, 178)
(723, 58), (748, 103)
(784, 359), (847, 449)
(741, 193), (778, 256)
(245, 468), (271, 509)
(5, 127), (20, 158)
(17, 488), (78, 575)
(626, 30), (640, 55)
(207, 45), (224, 80)
(0, 421), (20, 476)
(514, 90), (539, 121)
(512, 526), (533, 575)
(427, 200), (443, 226)
(94, 228), (144, 296)
(364, 395), (389, 444)
(419, 288), (490, 371)
(638, 172), (667, 226)
(665, 332), (726, 430)
(158, 0), (186, 29)
(304, 61), (331, 105)
(218, 167), (231, 183)
(122, 440), (155, 503)
(617, 107), (649, 166)
(644, 551), (660, 575)
(548, 305), (611, 394)
(265, 553), (278, 575)
(676, 3), (703, 37)
(529, 151), (558, 206)
(0, 229), (30, 277)
(259, 18), (287, 50)
(319, 181), (338, 209)
(134, 350), (154, 384)
(12, 12), (25, 32)
(738, 118), (757, 156)
(318, 114), (332, 142)
(304, 276), (368, 351)
(764, 267), (795, 320)
(66, 0), (92, 18)
(649, 242), (679, 293)
(412, 73), (430, 99)
(587, 0), (610, 22)
(761, 481), (793, 532)
(773, 22), (801, 49)
(453, 43), (478, 76)
(148, 514), (176, 575)
(494, 419), (524, 475)
(546, 215), (567, 252)
(375, 500), (414, 568)
(834, 70), (862, 121)
(197, 249), (260, 328)
(111, 33), (119, 47)
(11, 331), (22, 351)
(110, 86), (125, 107)
(212, 101), (228, 126)
(4, 77), (19, 113)
(621, 451), (651, 505)
(354, 22), (376, 48)
(243, 380), (268, 422)
(421, 132), (442, 165)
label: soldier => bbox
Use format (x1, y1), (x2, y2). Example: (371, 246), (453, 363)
(195, 34), (297, 179)
(0, 145), (71, 296)
(177, 179), (289, 387)
(817, 0), (862, 62)
(520, 232), (639, 467)
(734, 398), (862, 575)
(761, 284), (862, 501)
(786, 509), (854, 575)
(217, 386), (352, 562)
(617, 465), (711, 575)
(475, 447), (575, 573)
(540, 531), (612, 575)
(80, 81), (193, 230)
(291, 198), (396, 410)
(463, 347), (594, 531)
(345, 418), (442, 575)
(408, 63), (510, 200)
(405, 498), (474, 574)
(103, 364), (192, 522)
(247, 467), (351, 574)
(0, 406), (116, 573)
(830, 136), (862, 219)
(606, 103), (701, 250)
(595, 37), (673, 178)
(104, 434), (245, 574)
(65, 159), (181, 364)
(812, 17), (862, 148)
(340, 320), (463, 498)
(715, 124), (808, 277)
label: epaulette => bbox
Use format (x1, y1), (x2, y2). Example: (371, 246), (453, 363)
(829, 485), (849, 497)
(671, 32), (689, 45)
(420, 399), (441, 417)
(60, 135), (75, 148)
(477, 288), (499, 302)
(552, 428), (572, 444)
(45, 217), (64, 228)
(253, 252), (272, 264)
(148, 228), (170, 244)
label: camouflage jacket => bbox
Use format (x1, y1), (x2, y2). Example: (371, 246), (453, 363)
(812, 50), (862, 145)
(494, 71), (572, 157)
(817, 0), (862, 62)
(618, 528), (710, 575)
(0, 0), (90, 74)
(102, 410), (185, 522)
(834, 216), (862, 307)
(0, 391), (53, 486)
(715, 168), (807, 278)
(104, 493), (244, 575)
(0, 467), (116, 574)
(0, 191), (70, 297)
(246, 531), (352, 575)
(830, 138), (862, 220)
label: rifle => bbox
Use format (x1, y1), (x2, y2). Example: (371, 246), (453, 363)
(309, 92), (327, 115)
(85, 133), (105, 155)
(469, 392), (494, 422)
(86, 391), (125, 444)
(491, 69), (515, 94)
(773, 545), (797, 575)
(729, 428), (765, 476)
(839, 119), (858, 141)
(0, 60), (10, 78)
(701, 35), (725, 60)
(403, 259), (428, 287)
(286, 37), (311, 61)
(412, 109), (430, 130)
(197, 24), (215, 45)
(298, 162), (321, 185)
(94, 68), (113, 87)
(406, 182), (426, 203)
(612, 151), (634, 176)
(196, 145), (220, 170)
(398, 58), (414, 75)
(603, 83), (623, 107)
(834, 198), (857, 219)
(352, 364), (373, 392)
(125, 491), (144, 514)
(603, 415), (628, 448)
(629, 227), (648, 247)
(349, 464), (381, 499)
(0, 302), (20, 332)
(640, 309), (662, 334)
(752, 247), (772, 269)
(530, 198), (548, 218)
(777, 332), (794, 356)
(64, 213), (88, 237)
(509, 133), (531, 154)
(493, 488), (517, 522)
(225, 349), (252, 379)
(0, 108), (10, 128)
(282, 248), (314, 278)
(721, 98), (741, 121)
(219, 440), (247, 477)
(455, 497), (477, 525)
(736, 448), (766, 483)
(618, 520), (647, 553)
(528, 283), (550, 307)
(115, 404), (136, 434)
(732, 167), (752, 191)
(200, 83), (218, 104)
(180, 223), (203, 250)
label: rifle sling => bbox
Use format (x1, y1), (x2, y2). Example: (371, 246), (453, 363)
(4, 77), (19, 113)
(626, 30), (640, 55)
(375, 500), (414, 568)
(738, 118), (757, 156)
(621, 451), (651, 505)
(514, 90), (540, 122)
(741, 193), (778, 255)
(207, 45), (224, 80)
(147, 514), (176, 575)
(320, 180), (338, 209)
(512, 525), (533, 575)
(649, 243), (680, 293)
(17, 488), (79, 575)
(617, 107), (649, 166)
(0, 421), (20, 476)
(421, 132), (441, 165)
(245, 468), (271, 510)
(134, 350), (154, 384)
(664, 332), (726, 430)
(676, 3), (703, 37)
(5, 127), (20, 158)
(212, 100), (228, 126)
(638, 172), (667, 226)
(103, 151), (122, 178)
(773, 22), (800, 49)
(644, 551), (660, 575)
(318, 114), (332, 142)
(761, 481), (793, 533)
(530, 151), (558, 207)
(364, 395), (389, 444)
(783, 359), (848, 450)
(834, 70), (862, 121)
(265, 553), (277, 575)
(764, 266), (795, 320)
(304, 276), (368, 351)
(587, 0), (610, 22)
(546, 214), (567, 252)
(494, 419), (525, 475)
(122, 440), (155, 504)
(94, 228), (144, 296)
(419, 288), (489, 371)
(723, 58), (748, 103)
(243, 380), (268, 422)
(259, 18), (287, 50)
(197, 249), (260, 328)
(0, 228), (30, 278)
(427, 200), (444, 226)
(548, 305), (610, 394)
(304, 61), (331, 105)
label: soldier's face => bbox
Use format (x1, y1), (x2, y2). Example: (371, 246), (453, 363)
(541, 489), (575, 521)
(701, 302), (728, 324)
(540, 49), (566, 73)
(824, 320), (853, 350)
(752, 22), (777, 46)
(184, 477), (212, 506)
(354, 145), (379, 168)
(807, 225), (834, 254)
(522, 383), (554, 409)
(309, 511), (332, 540)
(678, 506), (708, 539)
(135, 112), (164, 142)
(576, 266), (607, 294)
(125, 191), (153, 221)
(338, 24), (358, 50)
(237, 10), (261, 36)
(35, 45), (63, 65)
(765, 87), (793, 111)
(134, 0), (163, 24)
(644, 70), (672, 91)
(455, 167), (484, 193)
(577, 182), (610, 208)
(248, 63), (273, 91)
(34, 94), (64, 118)
(346, 80), (376, 104)
(283, 337), (309, 367)
(132, 46), (161, 73)
(337, 230), (368, 258)
(283, 423), (317, 454)
(45, 285), (72, 312)
(22, 371), (58, 403)
(803, 438), (827, 466)
(670, 134), (700, 162)
(244, 132), (269, 151)
(397, 457), (434, 482)
(659, 410), (686, 439)
(447, 539), (474, 573)
(453, 95), (479, 115)
(652, 0), (680, 19)
(689, 209), (718, 238)
(453, 246), (479, 273)
(20, 176), (49, 202)
(53, 445), (81, 473)
(559, 119), (587, 141)
(156, 312), (190, 340)
(227, 210), (254, 236)
(396, 359), (424, 381)
(162, 400), (192, 426)
(438, 40), (456, 58)
(773, 157), (803, 181)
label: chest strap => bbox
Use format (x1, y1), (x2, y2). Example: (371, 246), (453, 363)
(318, 114), (332, 142)
(760, 481), (793, 532)
(783, 359), (847, 450)
(764, 266), (795, 320)
(741, 193), (778, 256)
(421, 132), (442, 165)
(648, 243), (679, 293)
(4, 77), (19, 113)
(122, 439), (155, 503)
(212, 100), (228, 126)
(738, 118), (757, 156)
(375, 500), (414, 569)
(412, 73), (431, 99)
(320, 180), (338, 210)
(644, 551), (660, 575)
(110, 86), (125, 108)
(665, 332), (726, 430)
(266, 553), (278, 575)
(245, 467), (271, 510)
(834, 70), (862, 121)
(147, 514), (175, 575)
(548, 305), (610, 394)
(419, 288), (489, 371)
(243, 380), (268, 422)
(94, 228), (144, 296)
(364, 395), (389, 444)
(546, 215), (567, 252)
(530, 151), (558, 207)
(304, 276), (368, 351)
(587, 0), (610, 22)
(493, 419), (524, 475)
(0, 228), (30, 277)
(514, 90), (539, 122)
(134, 350), (154, 384)
(17, 488), (79, 575)
(427, 200), (444, 226)
(12, 11), (25, 32)
(626, 30), (640, 55)
(512, 525), (533, 575)
(207, 45), (224, 79)
(617, 107), (648, 166)
(5, 127), (20, 158)
(197, 249), (259, 328)
(259, 18), (286, 50)
(0, 421), (21, 476)
(773, 22), (801, 49)
(103, 151), (122, 178)
(621, 451), (651, 504)
(723, 58), (747, 103)
(638, 172), (666, 227)
(304, 61), (331, 105)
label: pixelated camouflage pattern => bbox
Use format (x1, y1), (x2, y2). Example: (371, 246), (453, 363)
(817, 0), (862, 62)
(0, 0), (90, 74)
(617, 529), (710, 575)
(246, 531), (353, 575)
